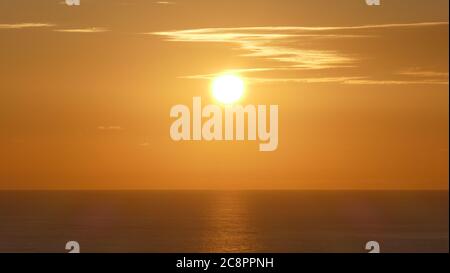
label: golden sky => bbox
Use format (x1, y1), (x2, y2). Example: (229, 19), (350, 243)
(0, 0), (448, 189)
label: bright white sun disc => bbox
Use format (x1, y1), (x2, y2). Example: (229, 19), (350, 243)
(212, 75), (244, 104)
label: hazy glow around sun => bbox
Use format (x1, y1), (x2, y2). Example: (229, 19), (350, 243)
(212, 74), (244, 104)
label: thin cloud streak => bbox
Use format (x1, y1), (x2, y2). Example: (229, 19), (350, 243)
(152, 22), (449, 85)
(0, 23), (109, 34)
(248, 76), (365, 84)
(183, 74), (448, 85)
(155, 1), (175, 4)
(398, 70), (449, 78)
(346, 79), (449, 85)
(152, 26), (358, 71)
(158, 22), (448, 34)
(54, 27), (109, 33)
(0, 23), (55, 29)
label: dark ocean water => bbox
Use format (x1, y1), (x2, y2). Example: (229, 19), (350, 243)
(0, 191), (448, 253)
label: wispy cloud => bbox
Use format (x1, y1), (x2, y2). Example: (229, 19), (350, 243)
(152, 27), (359, 70)
(54, 27), (109, 33)
(398, 69), (449, 78)
(346, 79), (449, 85)
(169, 22), (447, 33)
(151, 22), (449, 85)
(0, 23), (109, 34)
(248, 76), (365, 84)
(0, 23), (55, 29)
(155, 1), (175, 5)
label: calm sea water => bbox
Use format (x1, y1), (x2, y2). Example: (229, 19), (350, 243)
(0, 191), (448, 253)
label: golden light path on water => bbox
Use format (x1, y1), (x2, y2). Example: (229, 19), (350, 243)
(199, 192), (260, 252)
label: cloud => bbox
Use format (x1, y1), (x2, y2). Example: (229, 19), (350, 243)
(398, 69), (449, 78)
(155, 1), (175, 4)
(0, 23), (55, 29)
(0, 23), (108, 34)
(151, 22), (449, 85)
(156, 22), (448, 35)
(54, 27), (109, 33)
(248, 76), (365, 84)
(152, 28), (359, 70)
(345, 79), (449, 85)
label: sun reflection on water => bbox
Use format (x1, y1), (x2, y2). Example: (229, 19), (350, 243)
(200, 192), (260, 252)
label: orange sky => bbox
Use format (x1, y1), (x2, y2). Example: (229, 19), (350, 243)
(0, 0), (448, 190)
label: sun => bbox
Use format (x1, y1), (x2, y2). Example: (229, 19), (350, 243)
(212, 74), (244, 104)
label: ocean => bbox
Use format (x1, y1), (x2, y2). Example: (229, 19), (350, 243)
(0, 191), (447, 253)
